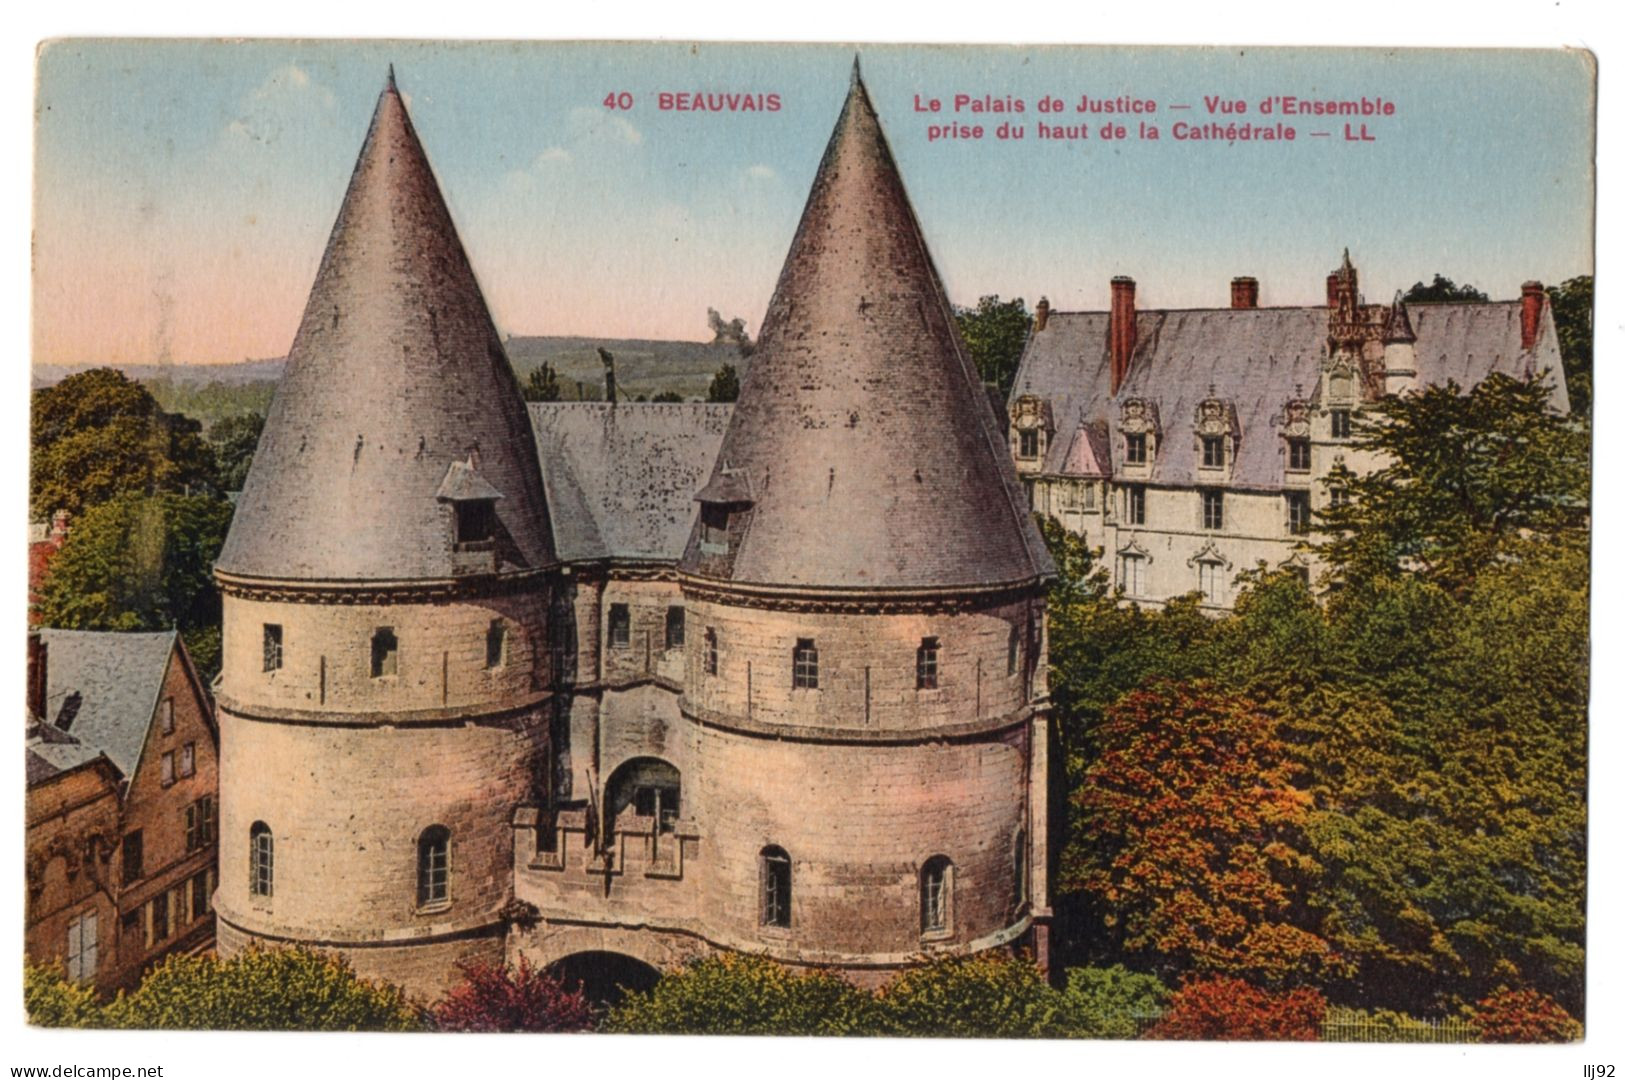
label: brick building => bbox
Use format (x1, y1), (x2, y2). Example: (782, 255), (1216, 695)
(212, 65), (1055, 1001)
(1009, 253), (1570, 609)
(25, 630), (219, 992)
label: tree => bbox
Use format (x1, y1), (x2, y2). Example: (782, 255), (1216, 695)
(1149, 976), (1325, 1040)
(954, 295), (1031, 399)
(31, 368), (218, 517)
(1317, 374), (1589, 598)
(1467, 987), (1582, 1043)
(103, 947), (420, 1031)
(603, 953), (876, 1035)
(1064, 679), (1340, 987)
(24, 964), (104, 1028)
(1050, 965), (1170, 1039)
(1401, 274), (1489, 304)
(1546, 275), (1592, 418)
(706, 363), (740, 403)
(870, 953), (1059, 1037)
(431, 957), (595, 1032)
(650, 390), (685, 403)
(523, 363), (562, 402)
(32, 493), (234, 679)
(209, 411), (265, 492)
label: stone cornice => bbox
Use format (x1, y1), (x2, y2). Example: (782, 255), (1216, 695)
(678, 699), (1043, 746)
(676, 574), (1047, 615)
(215, 691), (552, 729)
(214, 567), (551, 605)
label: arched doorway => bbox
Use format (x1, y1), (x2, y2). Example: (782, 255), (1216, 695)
(548, 951), (661, 1008)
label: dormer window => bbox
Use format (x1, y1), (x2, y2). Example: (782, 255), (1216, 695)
(454, 500), (496, 545)
(1018, 428), (1040, 459)
(1287, 437), (1311, 472)
(699, 503), (732, 555)
(1125, 432), (1147, 465)
(1201, 435), (1226, 469)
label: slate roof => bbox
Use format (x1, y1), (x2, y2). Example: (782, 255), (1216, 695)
(1012, 300), (1569, 491)
(217, 75), (554, 582)
(531, 403), (732, 563)
(31, 629), (176, 781)
(678, 65), (1053, 591)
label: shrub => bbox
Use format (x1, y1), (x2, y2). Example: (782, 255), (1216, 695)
(603, 953), (877, 1036)
(1051, 965), (1170, 1039)
(1468, 987), (1582, 1043)
(432, 957), (595, 1033)
(1149, 976), (1325, 1041)
(871, 952), (1059, 1038)
(104, 946), (420, 1031)
(24, 964), (105, 1028)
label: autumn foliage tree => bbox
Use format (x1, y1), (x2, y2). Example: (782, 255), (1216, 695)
(1149, 976), (1326, 1041)
(1065, 679), (1339, 987)
(431, 957), (595, 1033)
(1467, 987), (1583, 1043)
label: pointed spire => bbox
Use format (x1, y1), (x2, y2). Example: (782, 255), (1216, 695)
(218, 82), (554, 582)
(386, 63), (397, 93)
(1383, 289), (1416, 343)
(851, 53), (863, 86)
(679, 69), (1052, 591)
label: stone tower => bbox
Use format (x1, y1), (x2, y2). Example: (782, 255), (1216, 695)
(211, 73), (555, 999)
(675, 62), (1057, 978)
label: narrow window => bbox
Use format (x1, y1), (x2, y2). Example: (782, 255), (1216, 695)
(485, 619), (507, 670)
(921, 856), (953, 934)
(371, 627), (398, 678)
(185, 796), (214, 852)
(1202, 490), (1224, 531)
(760, 846), (791, 928)
(66, 911), (98, 983)
(263, 624), (283, 673)
(665, 605), (685, 649)
(704, 628), (718, 676)
(1286, 492), (1311, 535)
(180, 742), (195, 779)
(1202, 435), (1226, 468)
(1330, 487), (1350, 509)
(916, 637), (940, 690)
(1330, 408), (1352, 440)
(608, 604), (631, 649)
(121, 831), (143, 884)
(1082, 483), (1097, 511)
(1287, 437), (1311, 471)
(1198, 562), (1227, 606)
(158, 697), (175, 734)
(1125, 432), (1147, 465)
(160, 751), (175, 787)
(1014, 830), (1028, 906)
(1117, 553), (1147, 597)
(1291, 564), (1312, 587)
(454, 500), (497, 545)
(150, 892), (169, 944)
(792, 639), (819, 690)
(417, 826), (450, 907)
(249, 822), (273, 898)
(1007, 624), (1020, 677)
(1017, 428), (1040, 459)
(191, 871), (211, 920)
(1124, 485), (1146, 526)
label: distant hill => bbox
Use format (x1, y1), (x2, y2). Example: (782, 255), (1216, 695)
(30, 336), (749, 428)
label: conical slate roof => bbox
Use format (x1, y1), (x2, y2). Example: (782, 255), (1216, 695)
(217, 75), (554, 582)
(680, 65), (1052, 591)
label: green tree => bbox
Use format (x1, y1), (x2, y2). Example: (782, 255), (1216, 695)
(1318, 374), (1589, 598)
(651, 390), (685, 403)
(208, 411), (265, 492)
(24, 964), (105, 1028)
(1401, 275), (1489, 304)
(954, 295), (1031, 399)
(32, 493), (234, 679)
(603, 953), (877, 1035)
(31, 368), (219, 517)
(1546, 275), (1592, 418)
(104, 947), (420, 1030)
(870, 953), (1060, 1037)
(1050, 965), (1170, 1039)
(706, 363), (740, 403)
(522, 363), (562, 402)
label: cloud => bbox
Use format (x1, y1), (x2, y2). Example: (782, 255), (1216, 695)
(566, 106), (643, 148)
(744, 164), (777, 181)
(537, 146), (573, 164)
(225, 64), (337, 146)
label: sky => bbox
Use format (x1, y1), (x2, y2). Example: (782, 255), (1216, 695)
(33, 41), (1595, 367)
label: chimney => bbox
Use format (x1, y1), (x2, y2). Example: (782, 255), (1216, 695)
(1034, 296), (1050, 333)
(598, 347), (618, 405)
(27, 632), (46, 720)
(1109, 277), (1137, 395)
(1521, 281), (1545, 350)
(1230, 276), (1259, 310)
